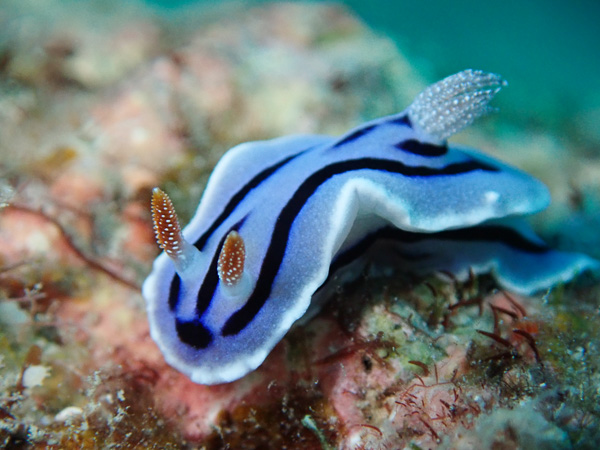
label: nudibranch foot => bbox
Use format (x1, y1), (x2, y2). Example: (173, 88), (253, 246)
(143, 69), (598, 385)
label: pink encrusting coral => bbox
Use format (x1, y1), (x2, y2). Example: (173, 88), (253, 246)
(0, 1), (599, 449)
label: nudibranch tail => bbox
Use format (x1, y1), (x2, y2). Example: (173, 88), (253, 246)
(151, 187), (202, 276)
(218, 230), (253, 299)
(408, 69), (507, 141)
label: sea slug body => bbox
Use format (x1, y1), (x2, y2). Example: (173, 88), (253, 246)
(143, 70), (597, 385)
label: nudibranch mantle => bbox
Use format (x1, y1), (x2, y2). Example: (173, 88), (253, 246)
(143, 70), (597, 385)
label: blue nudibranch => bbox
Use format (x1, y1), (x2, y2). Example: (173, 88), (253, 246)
(143, 70), (597, 385)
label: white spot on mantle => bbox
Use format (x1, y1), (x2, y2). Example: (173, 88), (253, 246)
(484, 191), (500, 204)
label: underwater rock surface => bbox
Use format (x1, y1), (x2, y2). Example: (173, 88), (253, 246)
(0, 1), (599, 448)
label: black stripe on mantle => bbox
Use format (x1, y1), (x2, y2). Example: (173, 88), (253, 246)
(221, 156), (499, 336)
(395, 139), (448, 157)
(167, 151), (304, 314)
